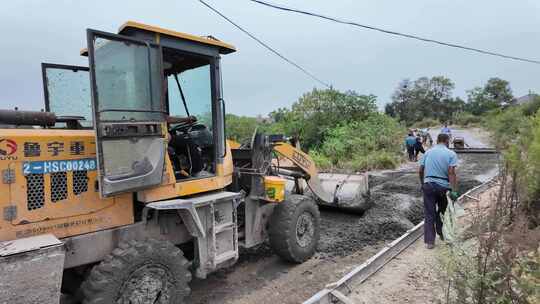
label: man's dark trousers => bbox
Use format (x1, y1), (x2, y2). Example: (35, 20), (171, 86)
(407, 145), (415, 161)
(422, 182), (449, 245)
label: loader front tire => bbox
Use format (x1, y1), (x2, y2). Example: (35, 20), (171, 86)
(269, 194), (321, 263)
(80, 239), (191, 304)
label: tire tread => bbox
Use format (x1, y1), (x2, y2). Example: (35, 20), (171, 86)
(268, 195), (320, 263)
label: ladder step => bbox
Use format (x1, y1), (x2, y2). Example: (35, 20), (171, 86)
(215, 222), (234, 234)
(215, 251), (237, 264)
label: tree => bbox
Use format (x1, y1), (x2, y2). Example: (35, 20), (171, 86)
(385, 76), (463, 125)
(465, 78), (514, 115)
(285, 88), (378, 149)
(225, 114), (259, 142)
(227, 88), (379, 150)
(268, 107), (289, 123)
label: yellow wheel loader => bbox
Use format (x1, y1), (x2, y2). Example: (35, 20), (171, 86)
(0, 22), (369, 304)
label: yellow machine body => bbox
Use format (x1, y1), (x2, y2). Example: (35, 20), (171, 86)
(0, 131), (234, 242)
(0, 129), (133, 241)
(0, 22), (238, 243)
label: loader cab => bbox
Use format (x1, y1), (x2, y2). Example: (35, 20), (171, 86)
(88, 22), (235, 197)
(42, 22), (236, 198)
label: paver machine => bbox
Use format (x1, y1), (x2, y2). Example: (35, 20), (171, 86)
(451, 136), (497, 153)
(0, 22), (369, 304)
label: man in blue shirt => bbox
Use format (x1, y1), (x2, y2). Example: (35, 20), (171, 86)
(405, 131), (417, 161)
(419, 133), (459, 249)
(441, 124), (452, 139)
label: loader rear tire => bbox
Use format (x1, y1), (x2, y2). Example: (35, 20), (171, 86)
(269, 194), (321, 263)
(80, 239), (191, 304)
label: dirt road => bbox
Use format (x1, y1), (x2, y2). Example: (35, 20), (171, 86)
(187, 130), (498, 304)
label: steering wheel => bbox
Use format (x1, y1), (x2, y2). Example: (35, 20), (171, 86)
(170, 121), (197, 133)
(168, 115), (198, 133)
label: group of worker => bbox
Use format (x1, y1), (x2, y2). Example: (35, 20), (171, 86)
(404, 124), (452, 162)
(406, 124), (458, 249)
(404, 128), (432, 162)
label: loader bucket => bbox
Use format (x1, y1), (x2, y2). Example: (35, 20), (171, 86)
(313, 173), (371, 214)
(284, 172), (371, 213)
(272, 141), (371, 214)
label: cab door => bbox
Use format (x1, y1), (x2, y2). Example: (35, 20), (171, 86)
(87, 29), (166, 197)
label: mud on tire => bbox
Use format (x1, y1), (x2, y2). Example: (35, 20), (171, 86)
(80, 239), (191, 304)
(269, 194), (321, 263)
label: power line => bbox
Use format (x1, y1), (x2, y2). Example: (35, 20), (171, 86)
(249, 0), (540, 65)
(199, 0), (331, 88)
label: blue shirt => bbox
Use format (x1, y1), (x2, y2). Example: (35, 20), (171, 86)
(441, 127), (451, 134)
(420, 144), (458, 189)
(405, 136), (416, 147)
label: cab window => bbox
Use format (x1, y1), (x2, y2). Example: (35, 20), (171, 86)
(164, 48), (216, 179)
(93, 38), (162, 121)
(42, 64), (92, 127)
(167, 64), (213, 131)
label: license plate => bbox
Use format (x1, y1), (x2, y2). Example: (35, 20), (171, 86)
(23, 158), (97, 175)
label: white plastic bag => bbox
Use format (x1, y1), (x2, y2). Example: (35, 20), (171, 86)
(442, 193), (465, 243)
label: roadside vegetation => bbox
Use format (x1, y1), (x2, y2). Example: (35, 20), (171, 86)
(310, 114), (402, 171)
(226, 76), (537, 172)
(226, 88), (404, 171)
(437, 108), (540, 303)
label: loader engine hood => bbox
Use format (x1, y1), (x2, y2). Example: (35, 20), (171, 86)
(0, 128), (133, 241)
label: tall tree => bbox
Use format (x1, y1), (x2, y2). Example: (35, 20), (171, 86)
(268, 88), (378, 149)
(466, 78), (514, 115)
(385, 76), (462, 124)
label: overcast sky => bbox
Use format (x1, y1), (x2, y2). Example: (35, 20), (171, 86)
(1, 0), (539, 116)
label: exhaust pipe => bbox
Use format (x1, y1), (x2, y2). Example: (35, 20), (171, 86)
(0, 109), (56, 126)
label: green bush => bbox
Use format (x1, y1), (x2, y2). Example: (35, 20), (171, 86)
(414, 117), (440, 128)
(520, 94), (540, 116)
(453, 111), (482, 127)
(225, 114), (259, 142)
(310, 151), (334, 171)
(264, 88), (378, 150)
(523, 111), (540, 205)
(485, 107), (531, 149)
(310, 113), (404, 171)
(485, 105), (540, 224)
(349, 152), (400, 171)
(227, 88), (406, 172)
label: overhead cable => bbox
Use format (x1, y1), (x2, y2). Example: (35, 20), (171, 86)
(249, 0), (540, 65)
(199, 0), (332, 88)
